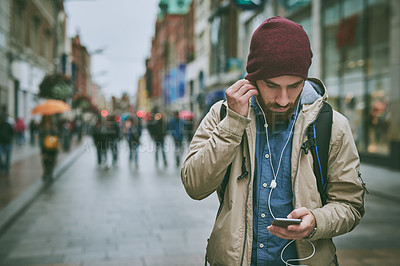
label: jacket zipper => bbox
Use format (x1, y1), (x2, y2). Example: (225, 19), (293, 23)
(238, 99), (264, 266)
(240, 159), (252, 266)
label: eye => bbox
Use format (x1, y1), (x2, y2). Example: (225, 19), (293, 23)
(289, 82), (302, 89)
(265, 82), (278, 88)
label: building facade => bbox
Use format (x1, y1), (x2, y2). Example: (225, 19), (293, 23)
(147, 0), (193, 113)
(71, 34), (91, 98)
(3, 0), (67, 123)
(269, 0), (399, 167)
(0, 0), (10, 113)
(185, 0), (211, 124)
(317, 0), (399, 166)
(146, 0), (400, 168)
(212, 0), (400, 168)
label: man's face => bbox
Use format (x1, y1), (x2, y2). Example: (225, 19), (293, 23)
(255, 75), (304, 125)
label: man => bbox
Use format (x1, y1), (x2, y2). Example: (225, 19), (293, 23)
(181, 16), (366, 265)
(0, 114), (14, 176)
(105, 115), (121, 166)
(168, 111), (185, 167)
(92, 119), (107, 167)
(147, 109), (168, 167)
(125, 116), (142, 167)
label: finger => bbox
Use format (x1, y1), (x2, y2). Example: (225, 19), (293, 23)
(232, 89), (258, 108)
(226, 83), (256, 104)
(227, 79), (251, 93)
(285, 227), (310, 239)
(235, 89), (258, 106)
(243, 87), (259, 98)
(233, 84), (258, 100)
(286, 216), (314, 237)
(288, 207), (310, 219)
(268, 225), (297, 239)
(286, 224), (303, 232)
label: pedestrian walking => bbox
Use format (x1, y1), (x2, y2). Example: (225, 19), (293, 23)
(14, 117), (26, 146)
(0, 114), (14, 176)
(147, 109), (168, 167)
(38, 115), (60, 181)
(105, 115), (121, 166)
(181, 16), (366, 266)
(74, 117), (82, 142)
(183, 116), (194, 143)
(168, 111), (184, 167)
(125, 116), (142, 167)
(92, 119), (107, 167)
(29, 119), (37, 145)
(61, 119), (73, 151)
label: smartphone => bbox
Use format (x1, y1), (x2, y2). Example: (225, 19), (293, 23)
(272, 218), (302, 228)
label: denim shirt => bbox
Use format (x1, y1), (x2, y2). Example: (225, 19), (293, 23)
(250, 95), (300, 265)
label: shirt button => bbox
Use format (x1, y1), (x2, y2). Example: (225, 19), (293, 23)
(261, 213), (266, 218)
(262, 183), (267, 188)
(265, 154), (269, 159)
(259, 243), (264, 248)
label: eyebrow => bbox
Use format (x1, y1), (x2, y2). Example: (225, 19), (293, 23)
(265, 79), (304, 87)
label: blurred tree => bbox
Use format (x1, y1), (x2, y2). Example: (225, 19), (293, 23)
(39, 73), (74, 101)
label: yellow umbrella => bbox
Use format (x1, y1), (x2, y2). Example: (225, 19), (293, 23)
(32, 99), (71, 115)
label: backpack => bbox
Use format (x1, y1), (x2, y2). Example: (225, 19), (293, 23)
(44, 135), (59, 150)
(219, 99), (333, 205)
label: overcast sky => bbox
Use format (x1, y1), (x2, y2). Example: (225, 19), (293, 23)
(64, 0), (160, 100)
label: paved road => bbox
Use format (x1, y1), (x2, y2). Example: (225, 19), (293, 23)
(0, 132), (218, 266)
(0, 130), (399, 266)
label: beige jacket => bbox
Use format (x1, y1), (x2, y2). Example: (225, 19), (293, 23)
(181, 78), (366, 265)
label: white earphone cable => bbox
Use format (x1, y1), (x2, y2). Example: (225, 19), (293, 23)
(256, 98), (315, 265)
(281, 239), (316, 266)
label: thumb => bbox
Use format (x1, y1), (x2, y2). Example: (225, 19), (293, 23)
(288, 207), (309, 219)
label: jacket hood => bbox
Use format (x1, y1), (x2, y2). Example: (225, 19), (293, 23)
(307, 78), (328, 99)
(300, 78), (328, 107)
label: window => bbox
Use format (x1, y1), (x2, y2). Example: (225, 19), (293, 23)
(277, 0), (311, 17)
(366, 1), (390, 154)
(0, 30), (6, 48)
(323, 0), (391, 155)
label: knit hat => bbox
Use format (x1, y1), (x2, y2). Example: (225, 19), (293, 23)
(245, 16), (313, 81)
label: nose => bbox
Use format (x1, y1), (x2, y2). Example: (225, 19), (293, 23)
(275, 88), (289, 107)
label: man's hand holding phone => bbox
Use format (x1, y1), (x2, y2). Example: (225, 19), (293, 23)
(225, 79), (258, 117)
(267, 207), (316, 240)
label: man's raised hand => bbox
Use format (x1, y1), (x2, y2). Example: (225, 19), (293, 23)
(225, 79), (258, 117)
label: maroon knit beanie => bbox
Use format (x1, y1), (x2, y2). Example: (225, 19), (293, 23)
(245, 16), (313, 81)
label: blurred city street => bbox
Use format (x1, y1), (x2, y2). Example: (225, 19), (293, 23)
(1, 0), (399, 265)
(0, 131), (398, 266)
(0, 131), (217, 266)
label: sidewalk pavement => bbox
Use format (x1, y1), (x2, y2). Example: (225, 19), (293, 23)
(0, 138), (84, 234)
(335, 163), (400, 265)
(359, 163), (400, 202)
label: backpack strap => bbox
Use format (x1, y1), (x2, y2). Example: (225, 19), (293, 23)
(218, 101), (230, 201)
(220, 101), (227, 121)
(302, 102), (333, 205)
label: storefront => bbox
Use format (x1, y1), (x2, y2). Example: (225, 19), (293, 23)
(322, 0), (393, 161)
(277, 0), (399, 167)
